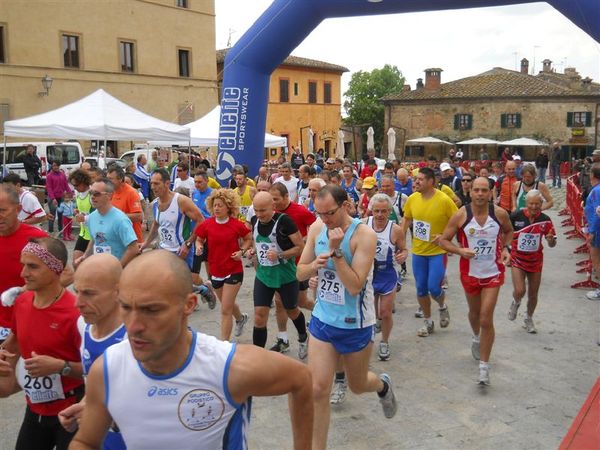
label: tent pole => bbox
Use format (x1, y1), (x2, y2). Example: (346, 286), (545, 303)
(188, 138), (192, 170)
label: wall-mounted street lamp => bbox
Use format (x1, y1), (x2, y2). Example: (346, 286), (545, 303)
(38, 74), (53, 97)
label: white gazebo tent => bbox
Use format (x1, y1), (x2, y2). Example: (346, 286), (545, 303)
(456, 137), (501, 160)
(501, 137), (547, 146)
(2, 89), (191, 166)
(405, 136), (454, 160)
(149, 106), (287, 148)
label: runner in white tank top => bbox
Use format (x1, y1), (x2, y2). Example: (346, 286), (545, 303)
(69, 251), (314, 450)
(439, 177), (513, 387)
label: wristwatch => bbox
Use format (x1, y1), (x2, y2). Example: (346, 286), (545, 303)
(60, 361), (72, 376)
(185, 241), (193, 249)
(331, 248), (343, 258)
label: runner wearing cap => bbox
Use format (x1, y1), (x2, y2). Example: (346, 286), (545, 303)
(358, 177), (377, 218)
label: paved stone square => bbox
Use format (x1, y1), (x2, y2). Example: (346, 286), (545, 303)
(1, 201), (598, 449)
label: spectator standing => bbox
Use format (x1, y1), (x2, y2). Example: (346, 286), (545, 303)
(550, 143), (562, 188)
(479, 148), (489, 161)
(46, 161), (71, 235)
(23, 144), (42, 186)
(290, 146), (305, 170)
(535, 148), (549, 183)
(56, 190), (76, 241)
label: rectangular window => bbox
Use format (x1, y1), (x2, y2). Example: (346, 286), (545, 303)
(47, 145), (81, 165)
(568, 111), (592, 127)
(324, 82), (332, 104)
(178, 49), (190, 77)
(308, 81), (317, 104)
(62, 34), (79, 68)
(501, 113), (521, 128)
(453, 113), (472, 130)
(119, 41), (135, 73)
(279, 79), (289, 103)
(176, 0), (188, 7)
(406, 146), (425, 157)
(0, 26), (5, 63)
(294, 82), (299, 96)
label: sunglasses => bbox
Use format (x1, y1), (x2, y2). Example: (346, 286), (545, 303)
(462, 179), (473, 182)
(315, 206), (341, 218)
(89, 190), (108, 197)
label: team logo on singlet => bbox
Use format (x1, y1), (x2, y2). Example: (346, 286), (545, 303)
(178, 389), (225, 431)
(260, 243), (270, 250)
(324, 270), (335, 281)
(468, 228), (476, 235)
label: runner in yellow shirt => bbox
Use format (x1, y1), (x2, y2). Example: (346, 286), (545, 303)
(398, 167), (458, 337)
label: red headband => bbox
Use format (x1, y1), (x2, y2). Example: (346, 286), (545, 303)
(22, 242), (64, 275)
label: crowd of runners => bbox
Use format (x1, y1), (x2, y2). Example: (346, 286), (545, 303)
(0, 147), (567, 449)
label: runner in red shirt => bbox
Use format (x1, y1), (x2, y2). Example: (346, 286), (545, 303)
(440, 177), (513, 386)
(0, 236), (83, 450)
(188, 189), (252, 341)
(0, 184), (48, 338)
(508, 189), (557, 333)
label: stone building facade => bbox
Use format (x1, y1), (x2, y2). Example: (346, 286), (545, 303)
(1, 0), (217, 154)
(383, 59), (600, 161)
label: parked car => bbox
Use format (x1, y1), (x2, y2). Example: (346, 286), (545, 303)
(84, 157), (127, 170)
(0, 141), (84, 182)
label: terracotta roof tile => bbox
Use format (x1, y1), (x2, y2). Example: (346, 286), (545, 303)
(216, 49), (349, 73)
(383, 67), (600, 102)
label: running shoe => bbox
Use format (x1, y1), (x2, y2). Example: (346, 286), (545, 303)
(269, 338), (290, 353)
(471, 339), (480, 361)
(508, 300), (520, 321)
(586, 289), (600, 300)
(330, 378), (347, 405)
(298, 338), (308, 360)
(523, 316), (537, 334)
(414, 306), (424, 318)
(194, 284), (217, 310)
(375, 319), (382, 334)
(234, 313), (249, 337)
(378, 342), (390, 361)
(478, 365), (490, 386)
(400, 267), (407, 279)
(439, 306), (450, 328)
(378, 373), (397, 418)
(441, 277), (449, 290)
(417, 320), (434, 337)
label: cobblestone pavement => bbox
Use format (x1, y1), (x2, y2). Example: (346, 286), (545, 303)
(1, 189), (599, 449)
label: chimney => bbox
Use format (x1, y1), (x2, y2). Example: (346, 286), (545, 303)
(582, 77), (592, 92)
(542, 59), (552, 73)
(520, 58), (529, 74)
(424, 68), (442, 90)
(416, 78), (424, 90)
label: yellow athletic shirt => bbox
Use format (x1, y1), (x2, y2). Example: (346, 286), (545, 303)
(236, 185), (253, 221)
(403, 189), (458, 256)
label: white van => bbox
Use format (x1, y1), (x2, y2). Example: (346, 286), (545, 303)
(120, 148), (174, 166)
(0, 141), (84, 181)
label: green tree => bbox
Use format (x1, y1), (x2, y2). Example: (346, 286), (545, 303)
(343, 64), (405, 156)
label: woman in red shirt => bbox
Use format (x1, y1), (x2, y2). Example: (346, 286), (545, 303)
(193, 189), (252, 341)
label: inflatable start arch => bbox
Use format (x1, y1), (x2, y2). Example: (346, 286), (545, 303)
(216, 0), (600, 183)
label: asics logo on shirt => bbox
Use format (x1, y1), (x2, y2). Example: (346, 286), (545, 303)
(147, 386), (179, 397)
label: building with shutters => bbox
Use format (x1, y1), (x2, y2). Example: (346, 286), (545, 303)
(382, 59), (600, 161)
(217, 49), (348, 160)
(0, 0), (217, 155)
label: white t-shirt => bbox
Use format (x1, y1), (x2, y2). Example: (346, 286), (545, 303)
(274, 176), (299, 201)
(18, 190), (46, 224)
(173, 177), (196, 195)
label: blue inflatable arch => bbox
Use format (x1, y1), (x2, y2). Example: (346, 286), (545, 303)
(216, 0), (600, 182)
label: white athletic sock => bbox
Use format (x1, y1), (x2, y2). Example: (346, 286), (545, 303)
(425, 318), (433, 325)
(472, 334), (480, 342)
(479, 361), (489, 368)
(278, 331), (289, 343)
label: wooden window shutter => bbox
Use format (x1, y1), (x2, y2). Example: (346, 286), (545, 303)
(567, 112), (573, 127)
(500, 114), (507, 128)
(585, 112), (592, 127)
(516, 113), (522, 128)
(454, 114), (459, 130)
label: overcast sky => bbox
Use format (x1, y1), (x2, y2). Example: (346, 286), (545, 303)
(215, 1), (600, 100)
